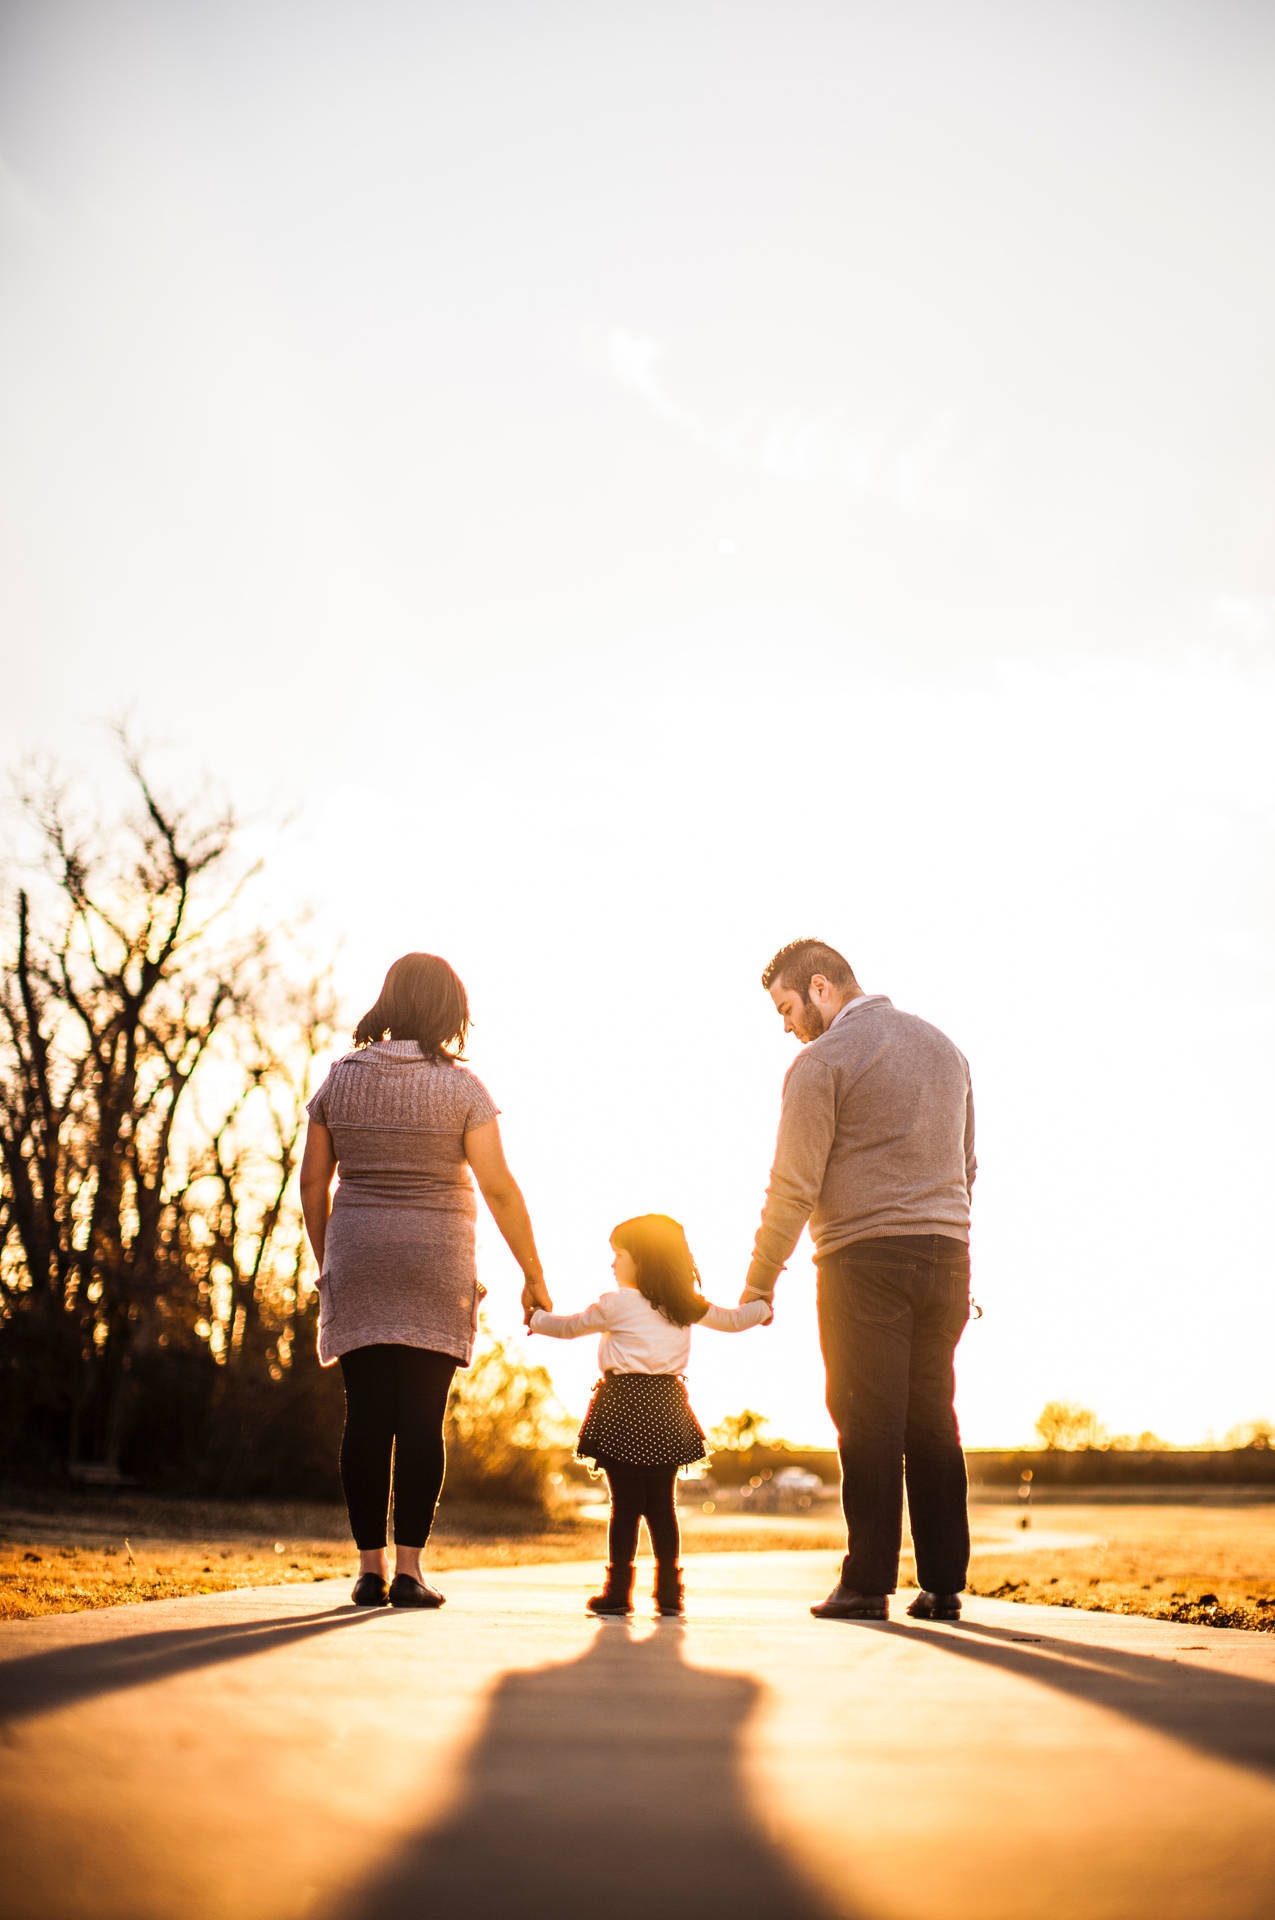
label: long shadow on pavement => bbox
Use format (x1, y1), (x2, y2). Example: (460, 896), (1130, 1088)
(0, 1606), (377, 1724)
(325, 1618), (866, 1920)
(902, 1615), (1275, 1779)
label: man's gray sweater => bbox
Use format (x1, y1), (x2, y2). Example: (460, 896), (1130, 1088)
(746, 994), (975, 1296)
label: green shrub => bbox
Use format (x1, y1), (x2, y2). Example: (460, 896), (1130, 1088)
(442, 1333), (572, 1510)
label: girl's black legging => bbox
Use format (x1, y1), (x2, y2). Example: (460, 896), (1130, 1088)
(605, 1463), (680, 1568)
(338, 1343), (457, 1550)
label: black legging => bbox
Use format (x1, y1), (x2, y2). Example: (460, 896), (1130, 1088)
(605, 1463), (680, 1568)
(338, 1344), (457, 1549)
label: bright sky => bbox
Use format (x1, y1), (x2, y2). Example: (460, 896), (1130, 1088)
(3, 1), (1273, 1447)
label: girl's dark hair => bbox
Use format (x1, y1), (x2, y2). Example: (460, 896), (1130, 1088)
(353, 953), (469, 1064)
(611, 1214), (709, 1327)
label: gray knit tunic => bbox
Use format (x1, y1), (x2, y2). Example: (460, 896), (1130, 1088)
(306, 1040), (499, 1367)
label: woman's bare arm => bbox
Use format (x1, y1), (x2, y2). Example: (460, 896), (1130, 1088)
(299, 1119), (338, 1274)
(463, 1117), (551, 1316)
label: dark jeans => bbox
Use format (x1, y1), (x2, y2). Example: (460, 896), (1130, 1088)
(605, 1464), (680, 1568)
(338, 1344), (458, 1550)
(817, 1234), (971, 1596)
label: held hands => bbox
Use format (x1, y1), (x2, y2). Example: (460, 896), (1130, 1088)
(522, 1273), (552, 1328)
(740, 1285), (775, 1324)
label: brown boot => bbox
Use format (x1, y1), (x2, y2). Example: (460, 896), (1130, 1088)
(587, 1564), (634, 1615)
(655, 1564), (684, 1616)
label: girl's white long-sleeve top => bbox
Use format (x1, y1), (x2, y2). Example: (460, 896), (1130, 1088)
(530, 1289), (771, 1375)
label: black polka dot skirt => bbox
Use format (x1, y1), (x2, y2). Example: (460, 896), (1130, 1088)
(576, 1372), (708, 1472)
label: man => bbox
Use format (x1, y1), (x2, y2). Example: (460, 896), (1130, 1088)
(743, 938), (976, 1622)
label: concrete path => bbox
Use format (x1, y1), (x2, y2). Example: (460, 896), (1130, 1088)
(2, 1551), (1274, 1920)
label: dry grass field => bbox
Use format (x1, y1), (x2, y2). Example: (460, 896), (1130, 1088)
(2, 1488), (1272, 1628)
(963, 1494), (1275, 1630)
(0, 1491), (590, 1619)
(0, 1489), (848, 1620)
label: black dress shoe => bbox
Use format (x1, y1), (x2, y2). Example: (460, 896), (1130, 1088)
(389, 1573), (446, 1609)
(810, 1584), (888, 1621)
(907, 1590), (962, 1620)
(351, 1573), (389, 1607)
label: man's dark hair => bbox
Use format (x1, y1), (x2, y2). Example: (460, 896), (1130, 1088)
(761, 938), (857, 998)
(354, 952), (470, 1063)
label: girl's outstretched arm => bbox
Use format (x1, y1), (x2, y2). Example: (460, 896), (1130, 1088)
(529, 1300), (609, 1339)
(701, 1300), (773, 1331)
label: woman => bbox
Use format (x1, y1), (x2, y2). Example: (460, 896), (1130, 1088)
(299, 952), (550, 1609)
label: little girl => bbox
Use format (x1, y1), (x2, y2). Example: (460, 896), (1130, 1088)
(529, 1213), (771, 1617)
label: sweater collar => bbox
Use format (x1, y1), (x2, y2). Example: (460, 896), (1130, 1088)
(829, 993), (891, 1029)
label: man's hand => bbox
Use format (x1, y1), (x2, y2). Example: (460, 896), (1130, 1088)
(740, 1285), (774, 1317)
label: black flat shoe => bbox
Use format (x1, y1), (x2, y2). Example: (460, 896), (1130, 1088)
(351, 1573), (389, 1607)
(907, 1590), (962, 1620)
(810, 1584), (888, 1621)
(389, 1573), (446, 1609)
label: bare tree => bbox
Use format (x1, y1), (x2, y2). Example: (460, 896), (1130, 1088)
(0, 749), (306, 1473)
(183, 970), (339, 1370)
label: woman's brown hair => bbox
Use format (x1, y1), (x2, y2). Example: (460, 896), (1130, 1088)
(610, 1214), (709, 1327)
(353, 954), (469, 1064)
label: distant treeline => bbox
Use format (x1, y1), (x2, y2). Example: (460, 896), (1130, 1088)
(968, 1448), (1275, 1488)
(705, 1446), (1275, 1489)
(705, 1445), (837, 1487)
